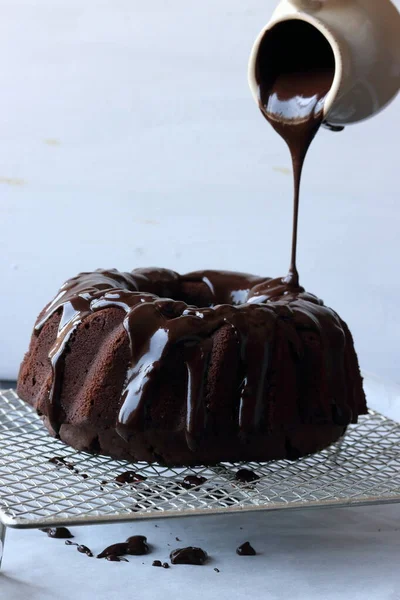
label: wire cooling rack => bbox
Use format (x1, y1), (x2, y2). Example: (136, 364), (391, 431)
(0, 387), (399, 537)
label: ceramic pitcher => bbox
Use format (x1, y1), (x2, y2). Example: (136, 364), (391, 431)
(248, 0), (400, 127)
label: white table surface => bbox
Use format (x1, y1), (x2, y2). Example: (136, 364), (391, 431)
(2, 504), (400, 600)
(1, 374), (400, 599)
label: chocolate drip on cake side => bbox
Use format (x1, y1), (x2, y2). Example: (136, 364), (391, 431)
(255, 20), (336, 287)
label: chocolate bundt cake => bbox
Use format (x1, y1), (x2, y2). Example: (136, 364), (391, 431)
(17, 268), (367, 465)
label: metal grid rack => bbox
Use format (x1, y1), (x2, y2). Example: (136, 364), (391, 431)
(1, 388), (399, 567)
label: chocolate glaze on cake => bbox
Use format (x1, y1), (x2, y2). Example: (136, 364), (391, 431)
(17, 266), (366, 465)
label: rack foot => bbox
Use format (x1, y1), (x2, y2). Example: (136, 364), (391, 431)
(0, 523), (6, 571)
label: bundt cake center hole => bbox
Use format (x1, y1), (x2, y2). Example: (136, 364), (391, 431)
(176, 280), (248, 308)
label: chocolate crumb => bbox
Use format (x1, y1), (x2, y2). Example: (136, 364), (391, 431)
(236, 541), (256, 556)
(115, 471), (146, 485)
(65, 540), (93, 556)
(235, 469), (260, 483)
(181, 475), (207, 489)
(40, 527), (74, 539)
(152, 560), (162, 567)
(170, 547), (208, 565)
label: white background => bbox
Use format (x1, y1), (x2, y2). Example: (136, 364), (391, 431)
(0, 0), (399, 385)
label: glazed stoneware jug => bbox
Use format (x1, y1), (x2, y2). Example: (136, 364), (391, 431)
(248, 0), (400, 127)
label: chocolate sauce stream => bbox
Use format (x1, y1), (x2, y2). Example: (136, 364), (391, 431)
(256, 20), (336, 286)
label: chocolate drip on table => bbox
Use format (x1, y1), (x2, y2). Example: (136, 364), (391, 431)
(236, 541), (257, 556)
(97, 536), (149, 559)
(152, 559), (162, 567)
(256, 20), (336, 286)
(170, 547), (208, 565)
(65, 540), (93, 556)
(152, 560), (170, 568)
(40, 527), (73, 539)
(106, 554), (129, 562)
(34, 265), (360, 451)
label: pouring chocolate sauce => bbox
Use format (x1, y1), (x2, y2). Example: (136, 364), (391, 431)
(255, 21), (336, 286)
